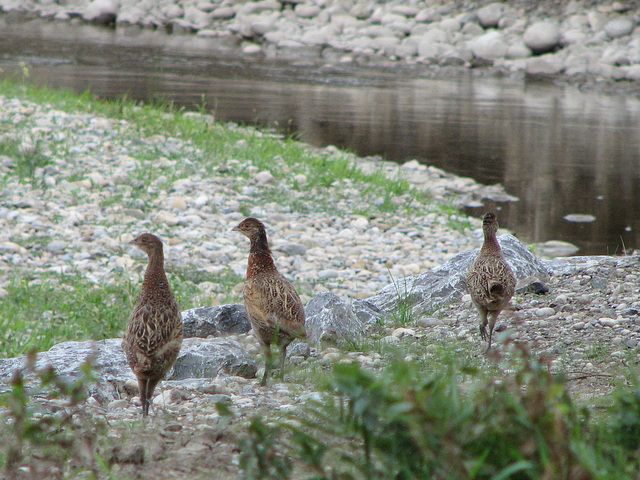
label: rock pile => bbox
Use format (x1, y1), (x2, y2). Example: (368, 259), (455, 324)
(3, 0), (640, 85)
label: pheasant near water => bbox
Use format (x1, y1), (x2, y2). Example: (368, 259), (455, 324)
(122, 233), (183, 416)
(466, 213), (516, 351)
(233, 217), (306, 386)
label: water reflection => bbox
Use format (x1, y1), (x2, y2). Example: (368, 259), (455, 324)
(1, 18), (639, 255)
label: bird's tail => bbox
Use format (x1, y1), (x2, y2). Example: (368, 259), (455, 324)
(489, 281), (504, 296)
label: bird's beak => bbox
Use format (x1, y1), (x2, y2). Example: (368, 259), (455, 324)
(231, 225), (239, 232)
(129, 238), (137, 245)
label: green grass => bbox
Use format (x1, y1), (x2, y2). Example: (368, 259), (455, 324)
(0, 135), (51, 183)
(0, 269), (209, 359)
(0, 76), (423, 217)
(241, 349), (640, 480)
(0, 73), (448, 360)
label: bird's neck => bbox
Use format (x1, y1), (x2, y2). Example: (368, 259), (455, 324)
(481, 232), (502, 255)
(247, 237), (276, 277)
(142, 253), (170, 293)
(250, 230), (271, 255)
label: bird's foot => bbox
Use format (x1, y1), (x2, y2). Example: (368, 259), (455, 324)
(479, 324), (488, 341)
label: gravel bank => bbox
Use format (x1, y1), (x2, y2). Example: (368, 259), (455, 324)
(0, 94), (509, 303)
(1, 85), (640, 478)
(3, 0), (640, 95)
(1, 92), (639, 385)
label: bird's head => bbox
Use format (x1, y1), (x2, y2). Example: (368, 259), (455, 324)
(129, 233), (163, 256)
(232, 217), (266, 239)
(482, 212), (499, 234)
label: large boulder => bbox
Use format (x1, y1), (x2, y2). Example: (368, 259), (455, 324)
(359, 234), (548, 320)
(0, 338), (128, 402)
(182, 304), (251, 338)
(305, 291), (364, 347)
(171, 338), (257, 379)
(0, 337), (256, 402)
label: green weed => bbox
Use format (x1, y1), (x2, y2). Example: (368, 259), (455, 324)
(0, 352), (105, 477)
(0, 136), (51, 183)
(0, 269), (207, 359)
(240, 345), (640, 480)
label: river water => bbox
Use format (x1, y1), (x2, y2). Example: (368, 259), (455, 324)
(1, 17), (639, 256)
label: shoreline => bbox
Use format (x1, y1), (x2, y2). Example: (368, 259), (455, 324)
(0, 72), (639, 480)
(1, 0), (640, 98)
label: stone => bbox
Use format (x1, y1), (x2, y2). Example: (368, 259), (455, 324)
(415, 8), (439, 23)
(523, 22), (560, 55)
(116, 7), (146, 25)
(476, 3), (503, 29)
(364, 234), (548, 318)
(506, 43), (532, 59)
(525, 57), (563, 75)
(563, 214), (596, 223)
(295, 4), (320, 19)
(351, 299), (383, 329)
(439, 18), (461, 32)
(273, 242), (307, 256)
(561, 30), (587, 46)
(255, 170), (275, 184)
(516, 278), (549, 295)
(0, 336), (257, 401)
(462, 22), (484, 36)
(163, 4), (184, 19)
(598, 317), (618, 327)
(83, 0), (117, 25)
(535, 307), (555, 317)
(171, 338), (257, 379)
(181, 304), (251, 338)
(211, 6), (236, 20)
(0, 338), (128, 401)
(469, 31), (508, 60)
(533, 240), (580, 257)
(587, 11), (608, 31)
(624, 65), (640, 81)
(45, 240), (66, 253)
(417, 39), (442, 59)
(170, 196), (188, 210)
(305, 291), (364, 346)
(604, 16), (634, 38)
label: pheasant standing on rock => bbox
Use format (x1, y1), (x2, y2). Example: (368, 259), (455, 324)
(122, 233), (183, 416)
(466, 213), (516, 351)
(233, 217), (306, 386)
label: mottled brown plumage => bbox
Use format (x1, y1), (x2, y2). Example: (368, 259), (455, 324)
(466, 213), (516, 351)
(122, 233), (183, 416)
(233, 217), (305, 386)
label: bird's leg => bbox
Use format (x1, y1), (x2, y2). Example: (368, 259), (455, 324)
(278, 343), (289, 378)
(139, 377), (162, 416)
(486, 311), (500, 352)
(478, 307), (489, 341)
(139, 378), (150, 416)
(261, 345), (273, 386)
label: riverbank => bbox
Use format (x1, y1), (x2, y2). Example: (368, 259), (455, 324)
(3, 0), (640, 97)
(1, 81), (640, 479)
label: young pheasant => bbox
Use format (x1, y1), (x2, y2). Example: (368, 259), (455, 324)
(122, 233), (183, 416)
(233, 217), (305, 386)
(466, 213), (516, 351)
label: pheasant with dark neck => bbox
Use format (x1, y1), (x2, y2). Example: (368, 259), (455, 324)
(233, 217), (305, 386)
(466, 213), (516, 351)
(122, 233), (183, 416)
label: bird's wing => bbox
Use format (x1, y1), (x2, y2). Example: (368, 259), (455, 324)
(125, 302), (182, 358)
